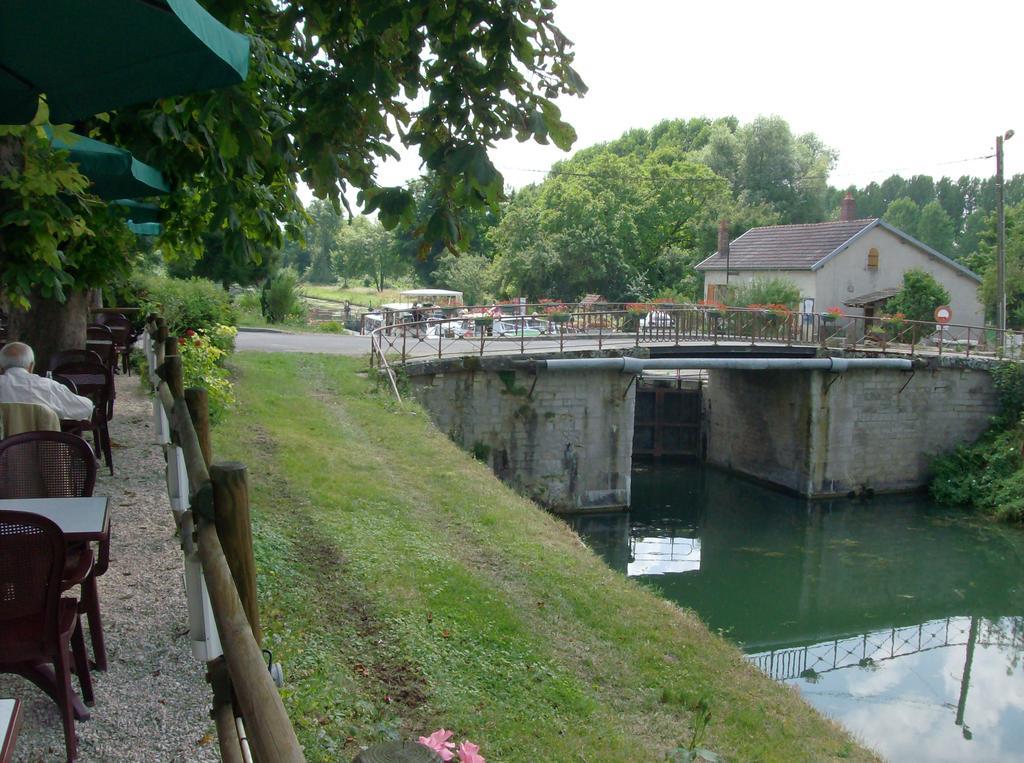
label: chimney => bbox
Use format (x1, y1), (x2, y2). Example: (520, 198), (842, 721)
(840, 192), (857, 222)
(717, 219), (730, 257)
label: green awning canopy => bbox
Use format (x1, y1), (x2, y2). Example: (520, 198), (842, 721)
(47, 128), (170, 199)
(127, 221), (162, 236)
(112, 199), (162, 223)
(0, 0), (250, 125)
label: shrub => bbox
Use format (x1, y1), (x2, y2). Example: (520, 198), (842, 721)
(235, 289), (262, 314)
(316, 321), (344, 333)
(261, 268), (303, 323)
(885, 269), (950, 324)
(131, 272), (236, 334)
(726, 277), (801, 309)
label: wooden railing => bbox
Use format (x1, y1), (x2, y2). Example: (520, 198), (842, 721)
(369, 305), (1024, 367)
(143, 316), (305, 763)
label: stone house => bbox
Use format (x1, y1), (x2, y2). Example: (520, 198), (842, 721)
(695, 194), (984, 326)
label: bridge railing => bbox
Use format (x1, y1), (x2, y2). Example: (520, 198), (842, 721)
(369, 305), (1024, 367)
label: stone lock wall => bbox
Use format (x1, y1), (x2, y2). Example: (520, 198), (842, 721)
(705, 357), (999, 497)
(406, 358), (636, 512)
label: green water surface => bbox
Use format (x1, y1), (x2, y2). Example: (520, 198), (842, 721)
(569, 464), (1024, 763)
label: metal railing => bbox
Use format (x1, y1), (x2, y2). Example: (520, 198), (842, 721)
(143, 317), (304, 763)
(369, 304), (1024, 367)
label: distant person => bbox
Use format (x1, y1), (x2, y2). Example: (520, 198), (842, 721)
(0, 342), (94, 421)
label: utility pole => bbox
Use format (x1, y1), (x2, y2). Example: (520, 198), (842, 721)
(996, 129), (1014, 333)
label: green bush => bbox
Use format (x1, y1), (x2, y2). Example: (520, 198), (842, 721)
(725, 276), (801, 309)
(885, 269), (950, 324)
(930, 363), (1024, 522)
(261, 268), (303, 323)
(131, 272), (236, 334)
(316, 321), (344, 333)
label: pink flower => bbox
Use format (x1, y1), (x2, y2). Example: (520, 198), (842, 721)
(457, 741), (485, 763)
(418, 729), (455, 762)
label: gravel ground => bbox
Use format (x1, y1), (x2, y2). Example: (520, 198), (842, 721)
(1, 375), (220, 762)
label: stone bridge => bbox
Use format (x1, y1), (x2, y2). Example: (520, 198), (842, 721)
(402, 345), (1000, 512)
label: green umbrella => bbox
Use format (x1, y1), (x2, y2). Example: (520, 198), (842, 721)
(0, 0), (250, 125)
(47, 128), (170, 199)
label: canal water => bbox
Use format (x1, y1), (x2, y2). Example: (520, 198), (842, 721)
(569, 463), (1024, 763)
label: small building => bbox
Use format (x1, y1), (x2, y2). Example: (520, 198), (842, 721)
(695, 194), (983, 326)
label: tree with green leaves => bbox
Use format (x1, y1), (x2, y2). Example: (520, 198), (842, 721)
(885, 269), (951, 324)
(916, 201), (955, 255)
(980, 203), (1024, 326)
(2, 0), (586, 359)
(883, 197), (921, 237)
(335, 216), (409, 292)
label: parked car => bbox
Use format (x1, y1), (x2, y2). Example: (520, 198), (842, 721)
(640, 311), (673, 329)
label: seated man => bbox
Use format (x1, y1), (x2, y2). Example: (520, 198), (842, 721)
(0, 342), (94, 421)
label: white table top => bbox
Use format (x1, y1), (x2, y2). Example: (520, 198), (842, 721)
(0, 496), (109, 540)
(1, 698), (20, 761)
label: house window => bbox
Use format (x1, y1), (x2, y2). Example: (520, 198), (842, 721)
(867, 247), (879, 268)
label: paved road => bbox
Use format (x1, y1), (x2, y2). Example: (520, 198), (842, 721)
(236, 328), (371, 355)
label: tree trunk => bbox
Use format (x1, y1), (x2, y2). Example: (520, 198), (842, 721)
(5, 290), (91, 372)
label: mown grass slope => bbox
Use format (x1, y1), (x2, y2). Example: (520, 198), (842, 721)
(214, 352), (876, 762)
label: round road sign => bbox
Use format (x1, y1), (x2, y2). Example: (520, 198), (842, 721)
(934, 305), (953, 324)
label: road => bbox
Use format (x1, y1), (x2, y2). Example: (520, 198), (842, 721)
(236, 328), (371, 355)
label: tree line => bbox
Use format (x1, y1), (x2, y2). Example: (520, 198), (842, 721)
(261, 115), (1023, 325)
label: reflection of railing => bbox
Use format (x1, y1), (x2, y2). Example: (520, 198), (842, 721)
(369, 305), (1024, 368)
(748, 616), (1021, 682)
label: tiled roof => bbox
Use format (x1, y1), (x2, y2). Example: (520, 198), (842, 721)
(696, 218), (878, 271)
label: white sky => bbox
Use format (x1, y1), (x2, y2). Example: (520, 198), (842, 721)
(306, 0), (1024, 207)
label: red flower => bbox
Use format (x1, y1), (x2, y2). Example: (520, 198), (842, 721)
(185, 329), (196, 337)
(177, 337), (186, 345)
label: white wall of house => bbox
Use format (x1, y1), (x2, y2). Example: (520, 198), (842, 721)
(815, 227), (983, 326)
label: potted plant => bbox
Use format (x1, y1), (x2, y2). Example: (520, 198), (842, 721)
(544, 304), (571, 323)
(822, 306), (843, 323)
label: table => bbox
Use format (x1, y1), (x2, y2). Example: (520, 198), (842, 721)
(0, 496), (110, 541)
(0, 497), (109, 720)
(0, 699), (21, 763)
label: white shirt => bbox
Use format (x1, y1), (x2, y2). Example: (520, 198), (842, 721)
(0, 367), (95, 421)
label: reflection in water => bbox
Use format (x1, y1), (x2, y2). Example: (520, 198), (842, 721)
(568, 464), (1024, 762)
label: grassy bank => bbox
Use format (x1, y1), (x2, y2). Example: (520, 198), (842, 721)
(213, 352), (874, 762)
(302, 285), (404, 307)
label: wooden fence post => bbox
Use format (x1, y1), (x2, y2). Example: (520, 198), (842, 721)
(185, 387), (213, 467)
(210, 462), (261, 644)
(164, 337), (185, 400)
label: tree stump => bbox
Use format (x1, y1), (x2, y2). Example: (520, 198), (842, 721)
(352, 741), (443, 763)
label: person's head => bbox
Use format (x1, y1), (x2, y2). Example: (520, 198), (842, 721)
(0, 342), (34, 373)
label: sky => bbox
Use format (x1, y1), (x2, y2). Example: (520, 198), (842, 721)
(309, 0), (1024, 207)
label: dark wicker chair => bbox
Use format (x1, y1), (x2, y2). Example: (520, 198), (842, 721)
(86, 324), (117, 370)
(47, 349), (105, 373)
(0, 511), (94, 762)
(0, 431), (108, 671)
(94, 313), (134, 375)
(48, 359), (115, 475)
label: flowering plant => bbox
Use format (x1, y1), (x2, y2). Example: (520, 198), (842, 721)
(543, 303), (571, 321)
(177, 328), (234, 422)
(418, 729), (485, 763)
(881, 312), (906, 330)
(822, 306), (843, 321)
(624, 302), (650, 316)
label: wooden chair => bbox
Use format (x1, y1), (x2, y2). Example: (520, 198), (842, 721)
(0, 511), (94, 762)
(0, 432), (108, 671)
(47, 360), (115, 475)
